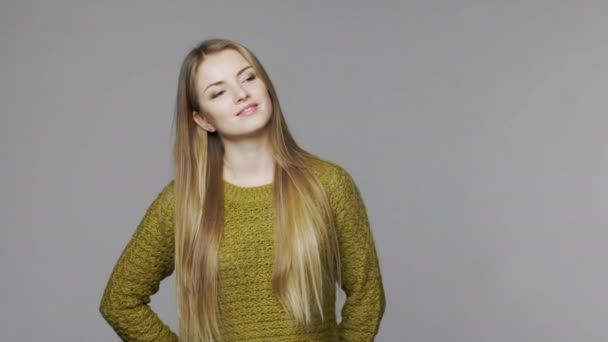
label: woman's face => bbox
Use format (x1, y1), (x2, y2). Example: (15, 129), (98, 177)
(192, 49), (273, 139)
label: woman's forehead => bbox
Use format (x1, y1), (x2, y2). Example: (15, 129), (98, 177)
(197, 50), (250, 82)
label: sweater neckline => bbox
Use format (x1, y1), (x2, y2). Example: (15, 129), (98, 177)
(223, 180), (273, 203)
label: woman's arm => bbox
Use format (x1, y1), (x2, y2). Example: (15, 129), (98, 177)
(99, 181), (178, 342)
(330, 167), (386, 341)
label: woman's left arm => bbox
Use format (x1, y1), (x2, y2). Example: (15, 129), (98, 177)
(330, 166), (386, 341)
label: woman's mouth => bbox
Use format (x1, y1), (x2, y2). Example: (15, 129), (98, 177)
(237, 104), (258, 116)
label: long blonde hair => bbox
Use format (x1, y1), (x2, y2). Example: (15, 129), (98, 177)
(172, 38), (341, 342)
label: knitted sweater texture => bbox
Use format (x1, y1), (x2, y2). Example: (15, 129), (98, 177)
(99, 158), (385, 341)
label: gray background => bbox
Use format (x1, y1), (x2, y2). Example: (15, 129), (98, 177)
(2, 1), (608, 341)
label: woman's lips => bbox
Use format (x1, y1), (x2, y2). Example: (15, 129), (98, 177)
(237, 104), (258, 116)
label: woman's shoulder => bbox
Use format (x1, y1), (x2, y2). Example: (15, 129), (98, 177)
(304, 155), (368, 221)
(159, 179), (175, 195)
(150, 179), (175, 223)
(303, 154), (357, 192)
(156, 179), (175, 205)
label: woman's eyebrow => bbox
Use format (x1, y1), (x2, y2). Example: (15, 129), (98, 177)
(203, 65), (253, 92)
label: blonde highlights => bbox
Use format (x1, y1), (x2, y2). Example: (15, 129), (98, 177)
(172, 38), (341, 341)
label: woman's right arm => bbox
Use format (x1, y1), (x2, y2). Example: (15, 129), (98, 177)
(99, 181), (178, 342)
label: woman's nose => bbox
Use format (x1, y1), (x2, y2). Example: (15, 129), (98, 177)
(234, 85), (250, 103)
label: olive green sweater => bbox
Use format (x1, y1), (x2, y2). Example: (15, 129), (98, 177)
(99, 158), (385, 341)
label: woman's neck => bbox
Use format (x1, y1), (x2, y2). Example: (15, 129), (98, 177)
(222, 137), (274, 187)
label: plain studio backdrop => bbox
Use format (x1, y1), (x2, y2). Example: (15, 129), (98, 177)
(2, 1), (608, 341)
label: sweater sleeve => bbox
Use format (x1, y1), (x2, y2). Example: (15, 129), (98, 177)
(330, 167), (386, 341)
(99, 181), (178, 342)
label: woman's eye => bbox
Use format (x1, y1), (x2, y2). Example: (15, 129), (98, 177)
(211, 90), (224, 98)
(245, 74), (256, 82)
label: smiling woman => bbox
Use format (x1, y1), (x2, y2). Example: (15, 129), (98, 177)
(99, 38), (386, 342)
(192, 50), (273, 139)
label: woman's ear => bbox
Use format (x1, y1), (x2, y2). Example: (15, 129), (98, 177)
(192, 111), (216, 132)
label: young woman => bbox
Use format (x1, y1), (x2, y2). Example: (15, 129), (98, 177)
(99, 38), (385, 342)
